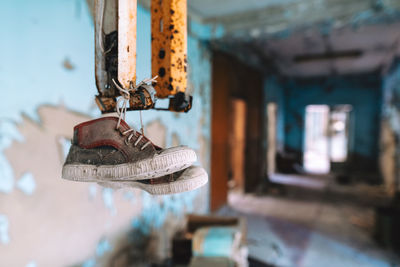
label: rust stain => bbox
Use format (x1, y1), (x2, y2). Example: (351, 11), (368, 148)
(151, 0), (187, 98)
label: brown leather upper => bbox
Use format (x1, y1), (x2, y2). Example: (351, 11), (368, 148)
(73, 117), (156, 162)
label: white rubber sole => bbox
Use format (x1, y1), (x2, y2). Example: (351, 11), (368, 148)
(62, 148), (196, 182)
(97, 166), (208, 195)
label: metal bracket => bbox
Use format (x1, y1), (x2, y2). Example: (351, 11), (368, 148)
(94, 0), (191, 113)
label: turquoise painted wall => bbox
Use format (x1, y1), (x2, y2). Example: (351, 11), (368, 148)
(264, 76), (286, 152)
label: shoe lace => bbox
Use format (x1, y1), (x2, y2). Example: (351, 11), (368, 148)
(112, 77), (158, 150)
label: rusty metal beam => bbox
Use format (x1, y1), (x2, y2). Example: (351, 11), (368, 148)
(151, 0), (187, 99)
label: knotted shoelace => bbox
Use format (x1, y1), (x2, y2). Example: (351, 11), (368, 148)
(112, 77), (158, 150)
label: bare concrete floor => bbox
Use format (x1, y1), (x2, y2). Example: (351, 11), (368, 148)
(219, 174), (400, 267)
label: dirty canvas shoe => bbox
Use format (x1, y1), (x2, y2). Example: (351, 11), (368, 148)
(97, 165), (208, 195)
(62, 117), (196, 182)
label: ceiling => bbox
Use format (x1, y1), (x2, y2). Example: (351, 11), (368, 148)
(256, 22), (400, 76)
(187, 0), (299, 19)
(186, 0), (400, 36)
(138, 0), (400, 76)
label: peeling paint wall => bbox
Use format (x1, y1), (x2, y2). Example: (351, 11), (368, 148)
(0, 1), (211, 266)
(379, 119), (396, 195)
(382, 60), (400, 193)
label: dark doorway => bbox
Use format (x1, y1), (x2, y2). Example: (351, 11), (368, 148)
(210, 52), (264, 211)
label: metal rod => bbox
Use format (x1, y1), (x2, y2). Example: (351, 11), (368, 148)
(118, 0), (137, 89)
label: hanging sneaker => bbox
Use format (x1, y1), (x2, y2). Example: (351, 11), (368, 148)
(97, 165), (208, 195)
(62, 117), (197, 182)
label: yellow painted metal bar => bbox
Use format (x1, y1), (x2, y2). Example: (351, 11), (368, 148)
(151, 0), (187, 99)
(118, 0), (137, 89)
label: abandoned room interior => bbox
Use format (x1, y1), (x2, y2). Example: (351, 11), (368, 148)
(2, 0), (400, 266)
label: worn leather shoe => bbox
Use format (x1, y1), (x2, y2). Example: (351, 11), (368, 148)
(62, 117), (196, 182)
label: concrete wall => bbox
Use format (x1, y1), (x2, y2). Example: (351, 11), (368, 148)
(0, 1), (211, 266)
